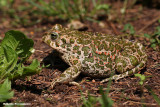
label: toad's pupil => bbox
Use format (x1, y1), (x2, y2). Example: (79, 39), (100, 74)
(51, 33), (57, 39)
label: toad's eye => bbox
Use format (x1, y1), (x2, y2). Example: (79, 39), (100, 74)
(50, 32), (58, 40)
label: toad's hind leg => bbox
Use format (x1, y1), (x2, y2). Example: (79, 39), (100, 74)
(101, 59), (147, 83)
(51, 55), (82, 88)
(101, 42), (147, 83)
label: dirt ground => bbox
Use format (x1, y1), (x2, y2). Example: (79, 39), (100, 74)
(0, 1), (160, 107)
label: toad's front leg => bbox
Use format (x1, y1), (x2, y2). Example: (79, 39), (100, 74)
(51, 55), (82, 88)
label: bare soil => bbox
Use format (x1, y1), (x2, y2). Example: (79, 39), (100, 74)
(0, 1), (159, 107)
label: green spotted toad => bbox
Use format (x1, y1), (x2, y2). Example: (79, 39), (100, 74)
(42, 24), (147, 88)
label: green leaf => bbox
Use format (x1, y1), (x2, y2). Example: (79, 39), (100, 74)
(145, 86), (160, 105)
(134, 73), (141, 77)
(0, 78), (14, 102)
(156, 26), (160, 33)
(144, 33), (151, 38)
(158, 19), (160, 23)
(0, 0), (7, 6)
(135, 74), (146, 85)
(99, 86), (113, 107)
(1, 30), (34, 59)
(0, 45), (18, 82)
(122, 23), (135, 35)
(151, 44), (156, 48)
(0, 30), (40, 82)
(8, 59), (41, 80)
(23, 59), (41, 76)
(141, 75), (146, 81)
(96, 4), (110, 10)
(82, 93), (98, 107)
(150, 39), (156, 43)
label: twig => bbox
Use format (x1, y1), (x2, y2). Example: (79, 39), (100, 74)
(138, 14), (160, 33)
(123, 100), (158, 106)
(106, 19), (120, 35)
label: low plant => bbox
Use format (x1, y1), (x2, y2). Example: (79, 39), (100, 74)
(81, 76), (113, 107)
(0, 30), (41, 102)
(134, 74), (146, 86)
(135, 73), (160, 106)
(144, 24), (160, 50)
(121, 23), (135, 35)
(0, 79), (14, 102)
(81, 86), (113, 107)
(23, 0), (110, 23)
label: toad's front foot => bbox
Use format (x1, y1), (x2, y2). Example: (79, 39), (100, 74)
(51, 78), (81, 88)
(50, 62), (82, 88)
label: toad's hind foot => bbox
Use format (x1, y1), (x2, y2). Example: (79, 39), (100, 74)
(101, 60), (146, 83)
(51, 80), (80, 88)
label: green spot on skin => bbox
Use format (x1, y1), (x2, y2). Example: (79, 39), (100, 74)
(91, 44), (96, 52)
(135, 44), (139, 48)
(61, 44), (65, 48)
(108, 58), (112, 63)
(60, 74), (66, 77)
(77, 38), (82, 44)
(70, 38), (75, 44)
(61, 38), (66, 43)
(99, 54), (107, 61)
(42, 36), (46, 41)
(109, 43), (114, 51)
(105, 64), (112, 69)
(142, 46), (145, 51)
(89, 57), (94, 63)
(102, 41), (107, 49)
(67, 48), (71, 51)
(117, 65), (123, 73)
(94, 41), (100, 47)
(128, 70), (134, 75)
(119, 40), (123, 44)
(137, 50), (142, 56)
(77, 51), (81, 55)
(139, 63), (144, 68)
(96, 70), (99, 74)
(115, 44), (121, 50)
(84, 40), (90, 45)
(99, 66), (104, 70)
(52, 24), (63, 30)
(99, 61), (103, 65)
(82, 46), (90, 56)
(66, 70), (72, 75)
(129, 56), (138, 66)
(85, 64), (90, 69)
(135, 67), (138, 71)
(67, 44), (71, 48)
(84, 57), (94, 63)
(47, 40), (51, 44)
(73, 60), (78, 65)
(82, 59), (86, 65)
(73, 46), (79, 50)
(99, 44), (104, 50)
(95, 63), (99, 68)
(56, 42), (59, 47)
(72, 66), (78, 73)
